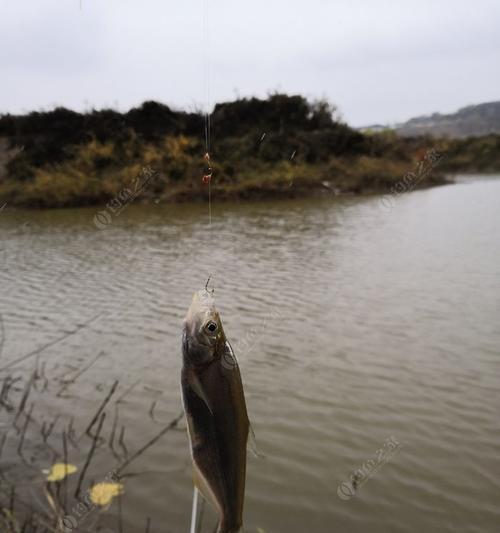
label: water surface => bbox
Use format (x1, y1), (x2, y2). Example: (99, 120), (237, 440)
(1, 176), (499, 532)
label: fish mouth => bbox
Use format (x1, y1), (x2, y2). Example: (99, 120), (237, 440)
(185, 291), (215, 317)
(185, 291), (218, 322)
(194, 289), (215, 306)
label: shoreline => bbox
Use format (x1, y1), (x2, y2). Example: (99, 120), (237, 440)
(0, 173), (457, 212)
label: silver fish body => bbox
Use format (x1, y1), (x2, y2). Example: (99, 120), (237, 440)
(181, 290), (249, 533)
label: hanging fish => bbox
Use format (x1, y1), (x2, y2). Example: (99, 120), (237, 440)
(181, 289), (249, 533)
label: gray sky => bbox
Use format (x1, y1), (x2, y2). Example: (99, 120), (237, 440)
(1, 0), (499, 126)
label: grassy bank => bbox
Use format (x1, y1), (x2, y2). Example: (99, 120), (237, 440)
(0, 95), (498, 208)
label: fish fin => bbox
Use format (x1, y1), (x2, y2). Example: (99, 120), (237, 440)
(193, 462), (223, 519)
(190, 374), (214, 416)
(226, 340), (238, 361)
(221, 340), (239, 371)
(247, 422), (265, 459)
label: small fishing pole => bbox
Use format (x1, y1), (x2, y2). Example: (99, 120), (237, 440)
(189, 487), (199, 533)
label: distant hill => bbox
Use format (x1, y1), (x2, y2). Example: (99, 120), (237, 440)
(395, 101), (500, 138)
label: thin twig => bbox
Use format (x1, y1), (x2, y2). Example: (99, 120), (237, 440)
(117, 488), (123, 533)
(0, 313), (5, 360)
(57, 351), (105, 397)
(9, 485), (15, 517)
(0, 314), (100, 371)
(18, 403), (34, 457)
(14, 373), (35, 429)
(84, 380), (118, 437)
(62, 430), (68, 513)
(67, 417), (78, 448)
(148, 400), (157, 421)
(0, 430), (8, 461)
(118, 426), (128, 460)
(44, 415), (60, 442)
(109, 403), (120, 459)
(74, 412), (106, 499)
(115, 379), (140, 404)
(117, 412), (183, 474)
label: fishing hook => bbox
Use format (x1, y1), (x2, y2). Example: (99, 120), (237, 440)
(205, 275), (214, 295)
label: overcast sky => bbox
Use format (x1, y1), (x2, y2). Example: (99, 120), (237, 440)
(1, 0), (499, 126)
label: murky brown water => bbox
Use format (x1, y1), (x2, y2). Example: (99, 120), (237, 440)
(1, 176), (499, 532)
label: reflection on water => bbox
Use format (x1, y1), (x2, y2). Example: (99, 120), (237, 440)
(1, 177), (499, 532)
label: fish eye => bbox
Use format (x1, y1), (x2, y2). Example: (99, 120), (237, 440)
(205, 321), (218, 334)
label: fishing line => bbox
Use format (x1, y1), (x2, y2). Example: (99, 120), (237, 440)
(201, 0), (216, 295)
(188, 3), (213, 527)
(203, 0), (213, 229)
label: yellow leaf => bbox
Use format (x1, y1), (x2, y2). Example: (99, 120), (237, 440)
(89, 482), (124, 506)
(46, 463), (78, 482)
